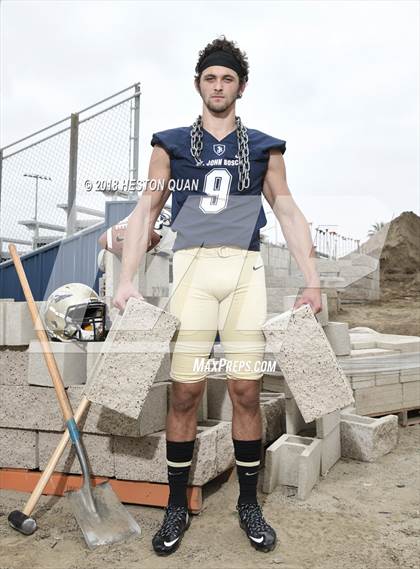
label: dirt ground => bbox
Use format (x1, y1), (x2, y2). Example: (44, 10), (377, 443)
(0, 422), (419, 569)
(1, 212), (419, 569)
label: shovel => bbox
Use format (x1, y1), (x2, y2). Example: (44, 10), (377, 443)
(8, 244), (141, 549)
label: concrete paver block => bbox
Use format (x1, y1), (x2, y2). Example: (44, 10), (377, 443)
(28, 340), (87, 387)
(354, 384), (403, 415)
(0, 385), (65, 431)
(85, 298), (179, 419)
(400, 369), (420, 383)
(374, 372), (400, 386)
(68, 381), (169, 437)
(38, 431), (114, 477)
(340, 412), (398, 462)
(0, 348), (29, 385)
(376, 338), (420, 353)
(402, 381), (420, 407)
(263, 305), (354, 422)
(263, 434), (322, 500)
(323, 322), (351, 356)
(0, 428), (38, 469)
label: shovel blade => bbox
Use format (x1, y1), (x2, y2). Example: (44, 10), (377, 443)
(66, 481), (141, 549)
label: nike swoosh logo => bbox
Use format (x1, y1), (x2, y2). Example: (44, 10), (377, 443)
(253, 265), (263, 270)
(163, 537), (180, 547)
(245, 471), (258, 476)
(115, 235), (124, 242)
(249, 535), (264, 543)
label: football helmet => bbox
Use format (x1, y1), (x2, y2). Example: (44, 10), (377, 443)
(43, 283), (108, 342)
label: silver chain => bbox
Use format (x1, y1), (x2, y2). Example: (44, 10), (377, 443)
(190, 115), (250, 191)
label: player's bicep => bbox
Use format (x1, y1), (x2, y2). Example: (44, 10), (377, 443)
(262, 149), (291, 208)
(134, 145), (171, 220)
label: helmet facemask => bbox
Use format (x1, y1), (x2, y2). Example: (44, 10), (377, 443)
(64, 300), (108, 342)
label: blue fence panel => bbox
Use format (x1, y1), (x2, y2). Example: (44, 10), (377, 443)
(0, 200), (137, 301)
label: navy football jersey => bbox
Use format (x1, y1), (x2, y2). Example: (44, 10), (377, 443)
(150, 126), (286, 252)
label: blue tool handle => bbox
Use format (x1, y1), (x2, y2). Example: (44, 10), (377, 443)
(66, 418), (80, 443)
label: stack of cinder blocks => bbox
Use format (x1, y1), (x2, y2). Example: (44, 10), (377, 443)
(0, 298), (286, 490)
(260, 305), (401, 500)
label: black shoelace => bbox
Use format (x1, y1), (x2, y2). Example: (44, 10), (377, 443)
(238, 503), (271, 534)
(156, 505), (187, 537)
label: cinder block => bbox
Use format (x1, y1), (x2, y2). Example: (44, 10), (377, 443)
(86, 342), (104, 378)
(323, 322), (351, 356)
(402, 381), (420, 407)
(0, 428), (38, 469)
(113, 423), (220, 485)
(197, 382), (208, 421)
(38, 431), (114, 477)
(3, 301), (45, 346)
(261, 394), (284, 443)
(340, 412), (398, 462)
(85, 298), (179, 419)
(262, 305), (354, 422)
(154, 351), (172, 382)
(262, 371), (292, 396)
(207, 375), (231, 421)
(263, 434), (322, 500)
(319, 423), (341, 476)
(0, 348), (29, 385)
(285, 397), (308, 435)
(354, 384), (403, 415)
(283, 294), (329, 327)
(316, 410), (340, 438)
(28, 340), (87, 387)
(68, 382), (168, 437)
(0, 385), (64, 430)
(214, 420), (234, 475)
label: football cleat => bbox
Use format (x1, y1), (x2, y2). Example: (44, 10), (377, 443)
(152, 505), (190, 556)
(237, 502), (277, 552)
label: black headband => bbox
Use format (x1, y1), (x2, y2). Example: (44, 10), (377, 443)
(197, 50), (243, 78)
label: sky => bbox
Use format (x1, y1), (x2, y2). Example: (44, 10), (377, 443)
(1, 0), (418, 246)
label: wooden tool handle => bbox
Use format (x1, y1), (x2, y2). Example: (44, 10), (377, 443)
(23, 396), (90, 516)
(8, 244), (74, 421)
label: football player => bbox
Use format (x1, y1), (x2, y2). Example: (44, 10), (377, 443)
(114, 36), (322, 556)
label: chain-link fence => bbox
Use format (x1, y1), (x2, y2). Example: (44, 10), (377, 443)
(0, 84), (140, 259)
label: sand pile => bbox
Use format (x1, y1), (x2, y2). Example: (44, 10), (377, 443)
(359, 211), (420, 300)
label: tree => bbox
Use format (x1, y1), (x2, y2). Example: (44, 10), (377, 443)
(367, 221), (386, 237)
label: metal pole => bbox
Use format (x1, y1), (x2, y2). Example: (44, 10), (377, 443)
(0, 149), (3, 239)
(67, 113), (79, 236)
(34, 176), (39, 244)
(132, 83), (141, 188)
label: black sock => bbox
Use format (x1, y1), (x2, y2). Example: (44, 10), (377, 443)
(166, 439), (195, 508)
(233, 438), (262, 505)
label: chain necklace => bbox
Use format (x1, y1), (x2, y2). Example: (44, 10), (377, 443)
(190, 115), (250, 192)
